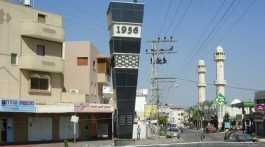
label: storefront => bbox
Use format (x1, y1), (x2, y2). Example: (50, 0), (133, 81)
(35, 104), (76, 141)
(253, 111), (265, 137)
(74, 103), (113, 140)
(28, 117), (52, 141)
(254, 91), (265, 137)
(0, 101), (113, 144)
(0, 99), (35, 144)
(0, 118), (13, 143)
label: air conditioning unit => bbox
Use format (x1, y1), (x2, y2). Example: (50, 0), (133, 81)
(69, 89), (79, 94)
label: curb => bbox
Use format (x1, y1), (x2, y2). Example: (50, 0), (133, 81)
(257, 139), (265, 143)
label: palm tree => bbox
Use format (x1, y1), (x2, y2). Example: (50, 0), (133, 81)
(186, 100), (215, 129)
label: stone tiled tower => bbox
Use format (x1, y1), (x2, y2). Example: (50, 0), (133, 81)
(107, 1), (144, 138)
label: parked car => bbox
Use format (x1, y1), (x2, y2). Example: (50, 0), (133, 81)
(224, 131), (255, 142)
(206, 125), (217, 133)
(166, 128), (180, 138)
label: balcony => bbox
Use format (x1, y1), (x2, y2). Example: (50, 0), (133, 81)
(61, 92), (86, 104)
(19, 56), (64, 73)
(21, 22), (64, 42)
(97, 73), (110, 84)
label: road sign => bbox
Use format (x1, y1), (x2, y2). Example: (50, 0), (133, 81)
(224, 122), (231, 129)
(71, 115), (79, 123)
(215, 93), (226, 105)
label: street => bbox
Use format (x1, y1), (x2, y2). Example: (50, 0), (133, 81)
(0, 0), (265, 146)
(3, 129), (264, 147)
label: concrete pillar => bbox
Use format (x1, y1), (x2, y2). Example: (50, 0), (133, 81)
(91, 114), (97, 139)
(14, 114), (27, 143)
(52, 115), (59, 141)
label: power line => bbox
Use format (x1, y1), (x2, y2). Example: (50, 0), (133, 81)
(179, 0), (226, 69)
(163, 0), (184, 36)
(157, 0), (174, 37)
(203, 0), (242, 52)
(178, 0), (238, 74)
(174, 76), (262, 92)
(170, 0), (193, 37)
(216, 0), (257, 44)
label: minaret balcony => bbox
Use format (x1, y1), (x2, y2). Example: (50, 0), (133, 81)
(214, 80), (227, 85)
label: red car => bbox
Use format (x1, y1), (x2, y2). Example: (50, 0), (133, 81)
(206, 125), (217, 133)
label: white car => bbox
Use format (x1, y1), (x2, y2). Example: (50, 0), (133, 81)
(166, 128), (180, 138)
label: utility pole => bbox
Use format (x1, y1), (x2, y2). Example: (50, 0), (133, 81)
(145, 36), (176, 135)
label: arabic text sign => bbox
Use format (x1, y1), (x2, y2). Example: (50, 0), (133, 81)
(0, 99), (35, 112)
(74, 103), (113, 113)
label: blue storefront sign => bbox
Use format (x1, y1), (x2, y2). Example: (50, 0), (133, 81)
(0, 99), (35, 112)
(224, 122), (231, 129)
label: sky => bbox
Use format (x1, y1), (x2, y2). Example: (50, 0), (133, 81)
(31, 0), (265, 107)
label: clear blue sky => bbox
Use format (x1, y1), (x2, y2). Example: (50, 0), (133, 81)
(33, 0), (265, 107)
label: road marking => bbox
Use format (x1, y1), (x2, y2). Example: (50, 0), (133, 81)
(126, 141), (258, 147)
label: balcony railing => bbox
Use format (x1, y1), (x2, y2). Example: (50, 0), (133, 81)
(21, 22), (64, 42)
(19, 55), (64, 73)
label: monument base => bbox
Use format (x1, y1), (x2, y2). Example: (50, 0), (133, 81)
(114, 139), (135, 146)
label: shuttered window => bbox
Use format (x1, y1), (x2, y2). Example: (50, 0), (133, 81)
(77, 57), (88, 66)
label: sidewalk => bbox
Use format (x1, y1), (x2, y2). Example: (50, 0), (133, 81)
(1, 140), (114, 147)
(1, 137), (182, 147)
(257, 138), (265, 143)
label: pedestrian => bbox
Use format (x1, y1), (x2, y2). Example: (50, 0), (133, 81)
(137, 125), (141, 140)
(200, 128), (205, 142)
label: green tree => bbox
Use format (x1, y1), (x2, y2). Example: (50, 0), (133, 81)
(186, 100), (215, 128)
(158, 116), (168, 125)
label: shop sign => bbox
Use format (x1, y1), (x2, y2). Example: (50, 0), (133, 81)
(0, 99), (35, 112)
(36, 104), (74, 113)
(224, 122), (231, 129)
(256, 104), (265, 111)
(74, 103), (113, 113)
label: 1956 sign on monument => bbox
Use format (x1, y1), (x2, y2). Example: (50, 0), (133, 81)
(107, 1), (144, 138)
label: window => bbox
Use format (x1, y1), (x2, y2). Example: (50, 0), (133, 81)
(11, 53), (17, 65)
(38, 13), (46, 23)
(77, 57), (88, 65)
(256, 99), (265, 104)
(93, 60), (96, 71)
(30, 74), (50, 92)
(36, 45), (45, 56)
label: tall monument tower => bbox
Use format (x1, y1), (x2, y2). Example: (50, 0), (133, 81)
(214, 46), (226, 95)
(214, 46), (226, 128)
(197, 59), (206, 104)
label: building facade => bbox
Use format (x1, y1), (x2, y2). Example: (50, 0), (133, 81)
(168, 107), (185, 128)
(64, 41), (110, 103)
(0, 0), (64, 105)
(254, 91), (265, 137)
(0, 1), (64, 144)
(0, 1), (112, 144)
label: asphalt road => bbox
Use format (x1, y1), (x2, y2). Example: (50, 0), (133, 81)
(179, 128), (224, 142)
(4, 129), (263, 147)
